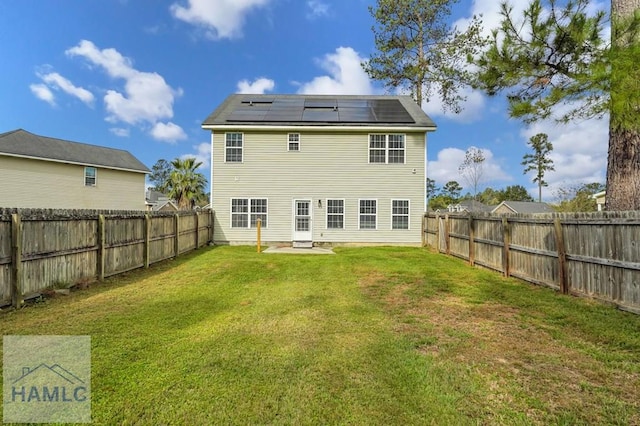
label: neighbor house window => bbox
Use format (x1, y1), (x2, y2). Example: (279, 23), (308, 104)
(359, 199), (377, 229)
(288, 133), (300, 151)
(231, 198), (267, 228)
(369, 134), (405, 164)
(392, 199), (410, 230)
(84, 167), (96, 186)
(225, 133), (243, 162)
(326, 199), (344, 229)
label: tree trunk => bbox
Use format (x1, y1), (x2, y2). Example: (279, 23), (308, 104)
(606, 0), (640, 211)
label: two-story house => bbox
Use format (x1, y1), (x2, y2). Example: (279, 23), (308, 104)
(202, 94), (437, 246)
(0, 129), (149, 210)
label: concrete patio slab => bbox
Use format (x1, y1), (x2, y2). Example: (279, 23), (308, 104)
(263, 246), (335, 255)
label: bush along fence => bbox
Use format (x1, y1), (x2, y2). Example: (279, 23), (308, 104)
(423, 211), (640, 314)
(0, 208), (214, 309)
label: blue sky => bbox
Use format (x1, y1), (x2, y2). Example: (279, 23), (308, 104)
(0, 0), (608, 201)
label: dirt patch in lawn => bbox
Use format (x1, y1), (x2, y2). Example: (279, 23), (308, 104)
(358, 270), (640, 425)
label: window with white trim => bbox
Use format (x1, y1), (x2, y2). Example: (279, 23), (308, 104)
(225, 133), (243, 162)
(326, 199), (344, 229)
(392, 199), (410, 230)
(288, 133), (300, 151)
(84, 167), (96, 186)
(369, 134), (405, 164)
(231, 198), (267, 228)
(359, 199), (377, 229)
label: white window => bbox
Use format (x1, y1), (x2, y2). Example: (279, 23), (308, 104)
(225, 133), (243, 162)
(231, 198), (267, 228)
(392, 200), (410, 230)
(359, 199), (377, 229)
(84, 167), (96, 186)
(326, 199), (344, 229)
(288, 133), (300, 151)
(369, 134), (405, 164)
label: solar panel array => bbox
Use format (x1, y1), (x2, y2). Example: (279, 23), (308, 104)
(226, 97), (415, 124)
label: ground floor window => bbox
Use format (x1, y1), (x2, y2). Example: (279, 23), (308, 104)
(326, 199), (344, 229)
(359, 199), (377, 229)
(391, 199), (410, 229)
(231, 198), (267, 228)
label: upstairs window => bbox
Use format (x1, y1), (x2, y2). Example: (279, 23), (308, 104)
(84, 167), (96, 186)
(288, 133), (300, 151)
(369, 134), (405, 164)
(225, 133), (243, 162)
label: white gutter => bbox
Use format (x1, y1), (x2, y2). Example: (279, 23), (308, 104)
(202, 124), (437, 133)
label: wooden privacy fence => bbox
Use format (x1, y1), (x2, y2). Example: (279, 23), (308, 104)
(0, 208), (214, 308)
(423, 211), (640, 314)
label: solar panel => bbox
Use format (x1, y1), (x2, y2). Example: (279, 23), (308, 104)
(225, 96), (415, 124)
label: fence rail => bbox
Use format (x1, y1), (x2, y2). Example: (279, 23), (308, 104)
(423, 211), (640, 314)
(0, 208), (214, 308)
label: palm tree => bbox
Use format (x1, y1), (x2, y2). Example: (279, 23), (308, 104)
(166, 157), (207, 210)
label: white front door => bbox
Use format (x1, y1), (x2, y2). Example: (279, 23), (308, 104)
(293, 199), (313, 242)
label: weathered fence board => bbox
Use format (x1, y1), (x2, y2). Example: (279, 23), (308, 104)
(0, 208), (214, 308)
(424, 211), (640, 314)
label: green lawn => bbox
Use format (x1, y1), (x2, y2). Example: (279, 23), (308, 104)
(1, 246), (639, 425)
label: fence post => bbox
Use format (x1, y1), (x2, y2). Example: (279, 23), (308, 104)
(174, 213), (180, 258)
(434, 213), (440, 252)
(195, 212), (200, 249)
(208, 209), (214, 245)
(444, 214), (451, 255)
(97, 214), (105, 281)
(10, 213), (23, 309)
(144, 213), (150, 268)
(421, 214), (426, 247)
(554, 218), (568, 294)
(256, 218), (262, 253)
(468, 214), (475, 266)
(502, 217), (510, 277)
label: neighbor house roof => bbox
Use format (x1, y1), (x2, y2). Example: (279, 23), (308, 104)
(492, 201), (555, 214)
(0, 129), (150, 173)
(202, 94), (437, 130)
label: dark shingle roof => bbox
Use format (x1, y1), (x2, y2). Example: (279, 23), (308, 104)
(0, 129), (149, 173)
(494, 201), (555, 214)
(202, 94), (437, 129)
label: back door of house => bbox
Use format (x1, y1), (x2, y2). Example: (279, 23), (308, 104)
(293, 199), (312, 242)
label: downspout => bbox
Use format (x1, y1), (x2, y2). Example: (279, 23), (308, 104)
(424, 132), (428, 213)
(210, 131), (214, 207)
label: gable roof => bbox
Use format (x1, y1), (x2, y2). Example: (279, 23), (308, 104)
(492, 201), (555, 214)
(457, 200), (493, 212)
(202, 94), (437, 130)
(0, 129), (150, 173)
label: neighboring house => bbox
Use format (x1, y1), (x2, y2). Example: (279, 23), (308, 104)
(145, 190), (179, 211)
(492, 201), (555, 214)
(0, 129), (149, 210)
(446, 200), (492, 213)
(592, 190), (606, 211)
(202, 94), (437, 246)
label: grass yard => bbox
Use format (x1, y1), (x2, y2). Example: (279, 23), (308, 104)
(1, 246), (639, 425)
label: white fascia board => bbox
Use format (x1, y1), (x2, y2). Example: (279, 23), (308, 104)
(202, 124), (437, 132)
(0, 152), (149, 174)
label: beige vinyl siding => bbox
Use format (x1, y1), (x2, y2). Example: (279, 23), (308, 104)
(211, 129), (426, 244)
(0, 156), (146, 210)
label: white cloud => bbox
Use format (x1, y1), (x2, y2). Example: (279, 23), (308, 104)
(297, 47), (375, 95)
(150, 122), (187, 143)
(421, 85), (486, 123)
(307, 0), (330, 19)
(170, 0), (270, 40)
(38, 72), (94, 106)
(66, 40), (183, 141)
(182, 142), (211, 169)
(109, 127), (130, 137)
(427, 146), (510, 191)
(30, 84), (55, 106)
(237, 77), (275, 94)
(520, 111), (608, 191)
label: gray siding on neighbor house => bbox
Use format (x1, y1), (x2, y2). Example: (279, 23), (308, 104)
(211, 129), (426, 244)
(0, 156), (147, 210)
